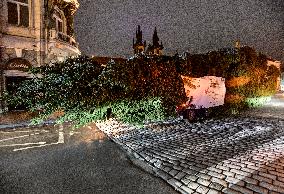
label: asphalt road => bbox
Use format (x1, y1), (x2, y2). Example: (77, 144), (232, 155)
(0, 123), (177, 194)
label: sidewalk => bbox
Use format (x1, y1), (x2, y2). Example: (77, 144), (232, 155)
(0, 111), (57, 130)
(0, 119), (56, 130)
(96, 95), (284, 194)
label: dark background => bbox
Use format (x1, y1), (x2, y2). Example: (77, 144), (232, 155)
(74, 0), (283, 62)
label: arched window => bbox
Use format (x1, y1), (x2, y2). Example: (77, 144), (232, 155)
(7, 0), (29, 27)
(53, 7), (65, 33)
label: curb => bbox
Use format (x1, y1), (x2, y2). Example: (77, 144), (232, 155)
(95, 120), (190, 194)
(0, 120), (56, 130)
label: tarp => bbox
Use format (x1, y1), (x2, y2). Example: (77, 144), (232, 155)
(182, 76), (226, 109)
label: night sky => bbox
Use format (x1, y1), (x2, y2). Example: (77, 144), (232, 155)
(74, 0), (283, 62)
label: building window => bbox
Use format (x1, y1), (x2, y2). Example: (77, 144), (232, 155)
(53, 10), (64, 33)
(7, 0), (29, 27)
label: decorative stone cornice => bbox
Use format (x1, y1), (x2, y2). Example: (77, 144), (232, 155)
(62, 0), (79, 9)
(52, 0), (79, 15)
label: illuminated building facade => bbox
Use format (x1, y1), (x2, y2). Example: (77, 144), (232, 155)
(0, 0), (80, 112)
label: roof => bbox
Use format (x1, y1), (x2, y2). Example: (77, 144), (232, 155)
(92, 56), (127, 65)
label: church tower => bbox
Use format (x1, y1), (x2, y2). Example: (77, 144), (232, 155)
(235, 40), (241, 49)
(133, 25), (146, 55)
(146, 27), (164, 56)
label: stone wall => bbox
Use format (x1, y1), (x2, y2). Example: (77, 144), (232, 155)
(0, 0), (80, 113)
(1, 47), (39, 67)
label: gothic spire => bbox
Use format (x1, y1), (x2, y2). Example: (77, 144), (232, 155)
(153, 27), (159, 47)
(133, 25), (146, 54)
(136, 25), (143, 44)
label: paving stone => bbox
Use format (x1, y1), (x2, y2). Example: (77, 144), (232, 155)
(241, 167), (256, 174)
(145, 156), (151, 161)
(275, 168), (284, 174)
(224, 163), (241, 170)
(234, 174), (248, 181)
(202, 161), (215, 167)
(197, 178), (211, 187)
(223, 171), (235, 178)
(154, 161), (162, 168)
(225, 176), (245, 186)
(167, 178), (183, 187)
(208, 171), (226, 179)
(260, 181), (284, 193)
(246, 165), (260, 171)
(277, 176), (284, 182)
(185, 175), (199, 182)
(230, 169), (251, 177)
(162, 166), (171, 173)
(206, 189), (220, 194)
(233, 162), (246, 168)
(269, 191), (279, 194)
(183, 168), (199, 175)
(216, 165), (230, 172)
(181, 177), (191, 185)
(189, 165), (203, 172)
(262, 166), (276, 171)
(211, 177), (228, 187)
(180, 185), (194, 194)
(175, 171), (187, 180)
(209, 167), (223, 174)
(246, 183), (269, 194)
(156, 169), (171, 180)
(243, 177), (258, 185)
(273, 180), (284, 188)
(253, 174), (273, 184)
(259, 172), (277, 180)
(196, 173), (211, 180)
(98, 115), (284, 194)
(196, 185), (209, 193)
(229, 184), (253, 194)
(187, 182), (199, 190)
(180, 163), (189, 168)
(209, 182), (223, 191)
(172, 164), (183, 171)
(268, 163), (283, 170)
(269, 170), (284, 178)
(222, 188), (241, 194)
(169, 169), (179, 177)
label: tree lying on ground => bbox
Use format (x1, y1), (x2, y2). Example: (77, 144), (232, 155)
(2, 55), (187, 127)
(2, 46), (279, 126)
(3, 56), (104, 126)
(96, 55), (187, 113)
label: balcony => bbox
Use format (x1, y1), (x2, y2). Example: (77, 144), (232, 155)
(49, 29), (79, 48)
(57, 32), (79, 48)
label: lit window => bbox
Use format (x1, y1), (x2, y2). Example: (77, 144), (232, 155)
(7, 0), (29, 27)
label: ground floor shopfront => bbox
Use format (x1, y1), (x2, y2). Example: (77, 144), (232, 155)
(0, 47), (38, 113)
(0, 39), (80, 113)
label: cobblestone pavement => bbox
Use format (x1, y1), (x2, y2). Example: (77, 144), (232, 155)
(96, 115), (284, 194)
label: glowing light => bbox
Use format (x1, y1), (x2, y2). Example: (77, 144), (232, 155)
(266, 101), (284, 108)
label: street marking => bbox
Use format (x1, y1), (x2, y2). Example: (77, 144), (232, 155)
(58, 124), (64, 143)
(0, 130), (49, 133)
(0, 133), (40, 142)
(13, 142), (60, 151)
(0, 142), (46, 147)
(69, 131), (80, 136)
(13, 125), (65, 152)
